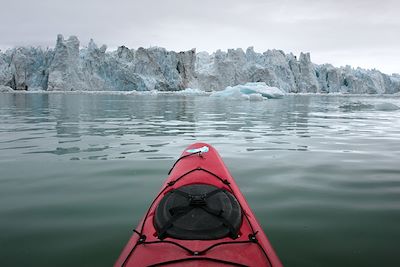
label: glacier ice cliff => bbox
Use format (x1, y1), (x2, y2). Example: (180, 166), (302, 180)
(0, 34), (399, 94)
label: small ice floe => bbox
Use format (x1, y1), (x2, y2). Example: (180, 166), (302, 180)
(210, 82), (285, 100)
(174, 88), (209, 96)
(339, 101), (374, 111)
(374, 102), (400, 111)
(340, 101), (400, 111)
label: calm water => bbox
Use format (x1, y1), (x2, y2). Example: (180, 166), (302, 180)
(1, 93), (400, 267)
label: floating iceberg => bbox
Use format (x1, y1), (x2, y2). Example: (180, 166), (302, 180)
(210, 82), (285, 100)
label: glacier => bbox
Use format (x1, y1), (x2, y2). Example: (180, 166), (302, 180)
(1, 34), (400, 94)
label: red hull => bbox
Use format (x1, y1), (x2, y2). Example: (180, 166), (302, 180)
(115, 143), (283, 267)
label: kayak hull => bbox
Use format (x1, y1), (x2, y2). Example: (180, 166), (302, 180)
(115, 143), (283, 267)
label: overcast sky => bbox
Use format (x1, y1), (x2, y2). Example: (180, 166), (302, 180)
(1, 0), (399, 74)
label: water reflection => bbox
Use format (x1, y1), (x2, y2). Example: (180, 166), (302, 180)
(1, 93), (400, 161)
(2, 93), (400, 267)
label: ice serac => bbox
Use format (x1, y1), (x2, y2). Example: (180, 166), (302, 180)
(0, 46), (51, 90)
(129, 47), (196, 91)
(0, 52), (11, 87)
(0, 35), (400, 94)
(48, 35), (82, 91)
(297, 52), (320, 93)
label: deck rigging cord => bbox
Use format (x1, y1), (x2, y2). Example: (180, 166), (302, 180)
(121, 152), (273, 267)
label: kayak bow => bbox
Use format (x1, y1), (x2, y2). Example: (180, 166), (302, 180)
(115, 143), (283, 267)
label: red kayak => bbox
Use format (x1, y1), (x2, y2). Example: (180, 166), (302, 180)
(115, 143), (283, 266)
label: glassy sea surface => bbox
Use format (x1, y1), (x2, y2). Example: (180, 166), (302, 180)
(1, 92), (400, 267)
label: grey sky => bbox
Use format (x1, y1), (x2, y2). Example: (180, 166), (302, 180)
(1, 0), (399, 74)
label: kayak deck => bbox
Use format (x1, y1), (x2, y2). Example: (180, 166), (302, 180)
(115, 143), (283, 267)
